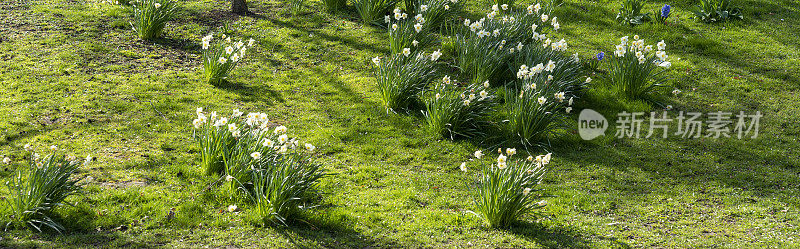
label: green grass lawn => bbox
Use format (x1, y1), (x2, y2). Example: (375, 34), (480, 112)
(1, 0), (798, 247)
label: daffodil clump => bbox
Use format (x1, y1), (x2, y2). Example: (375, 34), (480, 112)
(373, 51), (440, 111)
(499, 36), (584, 148)
(456, 3), (560, 83)
(200, 33), (255, 85)
(191, 108), (313, 177)
(502, 85), (575, 147)
(464, 149), (551, 228)
(422, 78), (495, 139)
(452, 3), (582, 147)
(371, 3), (590, 146)
(245, 151), (325, 225)
(511, 37), (586, 94)
(191, 108), (324, 224)
(604, 35), (671, 102)
(385, 0), (462, 55)
(192, 107), (237, 175)
(455, 32), (514, 84)
(130, 0), (178, 40)
(386, 8), (435, 54)
(412, 0), (462, 29)
(2, 145), (91, 233)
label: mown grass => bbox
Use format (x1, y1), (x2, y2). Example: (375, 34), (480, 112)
(0, 0), (798, 247)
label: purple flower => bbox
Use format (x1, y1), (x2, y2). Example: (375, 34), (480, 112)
(596, 51), (605, 61)
(661, 4), (671, 18)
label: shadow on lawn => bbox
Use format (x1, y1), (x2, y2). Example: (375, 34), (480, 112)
(309, 66), (380, 106)
(551, 133), (798, 198)
(506, 221), (631, 249)
(180, 8), (245, 28)
(148, 37), (197, 52)
(214, 78), (285, 105)
(304, 64), (424, 135)
(0, 232), (158, 249)
(247, 10), (390, 56)
(0, 204), (157, 249)
(0, 126), (56, 148)
(323, 3), (363, 24)
(275, 212), (399, 248)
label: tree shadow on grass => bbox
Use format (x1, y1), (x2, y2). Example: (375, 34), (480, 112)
(0, 232), (158, 249)
(213, 79), (285, 105)
(549, 132), (799, 199)
(505, 221), (631, 249)
(0, 204), (157, 249)
(324, 4), (362, 24)
(303, 65), (427, 135)
(273, 212), (399, 248)
(179, 8), (245, 28)
(247, 10), (390, 56)
(0, 126), (56, 148)
(148, 37), (197, 52)
(308, 66), (379, 106)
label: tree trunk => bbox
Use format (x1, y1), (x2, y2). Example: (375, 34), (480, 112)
(232, 0), (248, 15)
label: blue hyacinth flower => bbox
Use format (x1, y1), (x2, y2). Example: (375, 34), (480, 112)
(596, 51), (604, 61)
(661, 4), (671, 18)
